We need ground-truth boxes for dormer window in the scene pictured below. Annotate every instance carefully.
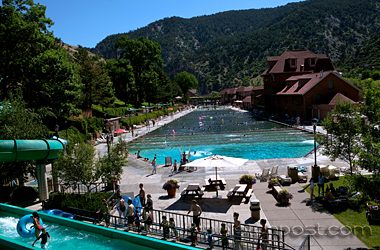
[309,58,316,67]
[289,58,297,68]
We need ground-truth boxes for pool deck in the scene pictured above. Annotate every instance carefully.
[106,107,367,250]
[28,107,367,249]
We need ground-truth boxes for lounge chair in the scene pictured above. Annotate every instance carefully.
[256,168,270,182]
[269,165,279,178]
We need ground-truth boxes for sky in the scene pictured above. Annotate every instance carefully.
[35,0,302,48]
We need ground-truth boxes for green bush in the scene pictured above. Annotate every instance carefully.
[45,192,112,213]
[11,186,38,203]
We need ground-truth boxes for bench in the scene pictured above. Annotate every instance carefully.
[272,185,283,198]
[245,188,253,202]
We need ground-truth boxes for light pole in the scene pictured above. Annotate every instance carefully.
[313,123,317,168]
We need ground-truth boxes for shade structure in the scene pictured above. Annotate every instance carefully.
[184,155,248,196]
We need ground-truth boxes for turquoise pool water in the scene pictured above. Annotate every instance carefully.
[0,213,151,250]
[129,109,314,164]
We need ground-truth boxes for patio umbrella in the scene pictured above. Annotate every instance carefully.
[114,128,127,134]
[183,155,248,196]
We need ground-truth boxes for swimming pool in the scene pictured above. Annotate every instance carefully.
[0,204,195,250]
[128,109,314,164]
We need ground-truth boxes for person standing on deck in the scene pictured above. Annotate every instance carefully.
[151,155,157,174]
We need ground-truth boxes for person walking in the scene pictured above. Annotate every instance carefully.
[151,155,157,174]
[233,212,242,250]
[260,219,269,250]
[318,173,325,197]
[116,198,127,225]
[126,199,135,228]
[139,183,146,207]
[187,200,202,231]
[145,194,153,212]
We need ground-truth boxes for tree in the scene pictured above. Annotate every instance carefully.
[0,98,49,186]
[320,102,363,175]
[97,139,128,186]
[173,71,199,98]
[54,142,99,192]
[116,36,163,105]
[75,47,115,112]
[357,80,380,174]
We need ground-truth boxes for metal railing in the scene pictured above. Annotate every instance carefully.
[58,182,110,194]
[67,206,286,249]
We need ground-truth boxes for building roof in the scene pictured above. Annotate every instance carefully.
[277,71,334,95]
[263,50,333,75]
[329,93,356,105]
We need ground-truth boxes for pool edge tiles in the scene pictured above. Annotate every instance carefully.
[0,203,197,250]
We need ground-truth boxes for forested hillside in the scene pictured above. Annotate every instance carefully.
[95,0,380,93]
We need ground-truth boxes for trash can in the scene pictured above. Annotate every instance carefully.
[287,166,298,183]
[250,198,260,220]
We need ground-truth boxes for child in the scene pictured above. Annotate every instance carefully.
[189,223,197,246]
[31,212,43,238]
[160,216,170,240]
[169,218,179,241]
[206,228,214,249]
[32,228,50,249]
[220,223,228,249]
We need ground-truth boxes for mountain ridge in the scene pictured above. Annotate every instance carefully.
[94,0,380,93]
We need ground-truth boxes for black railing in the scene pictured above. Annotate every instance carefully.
[67,206,286,249]
[58,182,110,194]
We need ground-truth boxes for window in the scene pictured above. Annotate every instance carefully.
[289,58,297,68]
[309,58,316,67]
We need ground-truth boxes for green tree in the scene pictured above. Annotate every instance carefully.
[116,36,163,105]
[54,142,99,192]
[75,47,115,111]
[106,58,136,106]
[0,0,83,120]
[320,102,363,175]
[97,139,128,185]
[173,71,199,98]
[358,80,380,174]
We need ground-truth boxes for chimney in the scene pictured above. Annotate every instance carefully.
[300,64,304,72]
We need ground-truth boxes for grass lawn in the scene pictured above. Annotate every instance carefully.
[303,176,380,248]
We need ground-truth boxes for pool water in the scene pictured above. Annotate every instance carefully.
[0,214,151,250]
[129,109,314,164]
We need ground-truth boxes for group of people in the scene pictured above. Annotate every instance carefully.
[31,212,51,249]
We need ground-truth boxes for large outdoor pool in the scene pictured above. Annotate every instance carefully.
[128,109,314,164]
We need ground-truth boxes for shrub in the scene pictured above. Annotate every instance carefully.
[162,179,180,190]
[10,186,38,203]
[239,174,256,185]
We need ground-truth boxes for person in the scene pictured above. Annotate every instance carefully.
[233,212,242,250]
[139,183,146,207]
[160,215,170,240]
[137,150,142,158]
[187,200,202,231]
[309,178,315,202]
[173,159,178,172]
[151,155,157,174]
[189,223,197,246]
[318,173,325,197]
[206,228,214,249]
[143,208,153,233]
[220,223,228,249]
[169,217,179,241]
[32,228,50,249]
[145,194,153,213]
[326,182,337,197]
[126,199,135,228]
[117,198,127,225]
[260,219,269,250]
[99,198,111,227]
[31,212,43,238]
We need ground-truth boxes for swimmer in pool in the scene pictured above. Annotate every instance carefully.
[32,228,50,249]
[31,211,43,238]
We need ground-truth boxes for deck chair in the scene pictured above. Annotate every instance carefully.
[256,168,270,182]
[269,165,279,178]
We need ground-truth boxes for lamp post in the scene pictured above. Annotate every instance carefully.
[313,123,317,168]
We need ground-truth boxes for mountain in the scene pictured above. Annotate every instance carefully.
[94,0,380,93]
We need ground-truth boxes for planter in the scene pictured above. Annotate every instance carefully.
[167,188,177,198]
